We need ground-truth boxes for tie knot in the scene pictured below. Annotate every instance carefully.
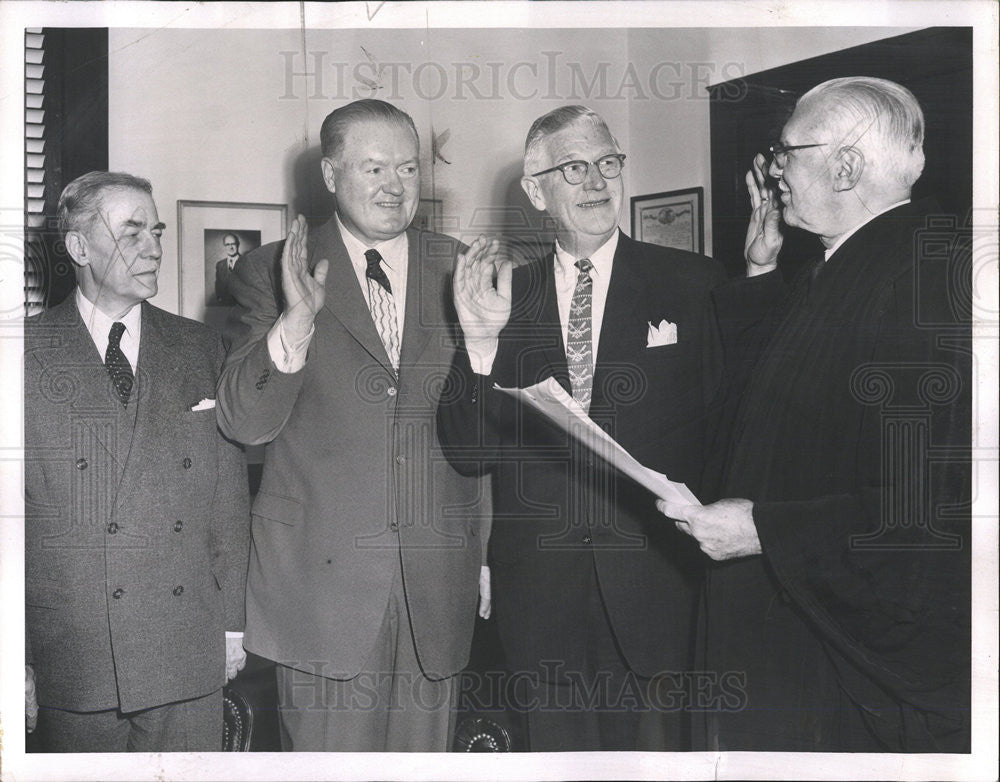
[365,249,392,294]
[365,249,383,271]
[575,258,593,275]
[109,321,126,346]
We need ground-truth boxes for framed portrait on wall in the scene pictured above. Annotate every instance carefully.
[177,200,288,330]
[630,187,704,254]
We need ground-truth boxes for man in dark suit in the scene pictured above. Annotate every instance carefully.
[24,171,250,752]
[216,99,487,751]
[659,77,971,751]
[438,105,725,751]
[214,233,241,305]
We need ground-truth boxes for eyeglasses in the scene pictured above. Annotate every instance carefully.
[768,142,826,168]
[531,153,626,185]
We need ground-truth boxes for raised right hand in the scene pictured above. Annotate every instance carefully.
[744,153,783,276]
[453,235,512,349]
[281,215,329,342]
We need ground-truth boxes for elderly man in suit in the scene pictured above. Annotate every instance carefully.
[659,77,971,751]
[438,105,725,751]
[24,171,250,752]
[216,98,487,752]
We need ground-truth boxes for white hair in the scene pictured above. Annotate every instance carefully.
[798,76,925,189]
[522,105,620,174]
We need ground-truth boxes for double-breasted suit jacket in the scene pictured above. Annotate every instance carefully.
[24,296,250,714]
[217,218,486,680]
[438,231,725,678]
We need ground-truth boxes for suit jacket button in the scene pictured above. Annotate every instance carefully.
[76,458,88,470]
[182,457,192,469]
[390,521,399,531]
[582,535,592,544]
[174,520,183,532]
[173,585,184,596]
[395,455,406,464]
[106,522,119,534]
[112,587,124,599]
[387,387,397,397]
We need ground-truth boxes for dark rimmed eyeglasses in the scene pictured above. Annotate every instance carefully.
[768,142,826,168]
[531,153,626,185]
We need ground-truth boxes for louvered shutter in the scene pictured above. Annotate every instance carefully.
[24,28,47,316]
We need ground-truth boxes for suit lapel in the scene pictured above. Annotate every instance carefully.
[398,228,434,372]
[516,253,569,392]
[315,219,396,378]
[591,232,645,410]
[37,297,130,474]
[43,296,117,407]
[113,303,181,511]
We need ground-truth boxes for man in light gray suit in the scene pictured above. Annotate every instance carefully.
[217,99,488,752]
[24,171,250,752]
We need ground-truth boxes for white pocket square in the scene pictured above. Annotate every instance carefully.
[646,319,678,348]
[191,398,216,411]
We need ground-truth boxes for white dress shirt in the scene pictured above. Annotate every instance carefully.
[470,230,619,376]
[76,288,141,370]
[268,216,409,373]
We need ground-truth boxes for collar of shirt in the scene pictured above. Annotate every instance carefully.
[552,230,619,364]
[76,287,142,370]
[824,199,910,262]
[227,255,239,270]
[336,214,409,323]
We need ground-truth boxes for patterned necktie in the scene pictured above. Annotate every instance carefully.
[566,258,594,411]
[105,321,134,406]
[364,248,400,373]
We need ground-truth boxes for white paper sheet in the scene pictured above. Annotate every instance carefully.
[495,377,701,507]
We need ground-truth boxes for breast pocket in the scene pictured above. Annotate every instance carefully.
[639,339,693,383]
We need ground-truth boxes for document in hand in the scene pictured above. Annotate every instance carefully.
[494,377,701,508]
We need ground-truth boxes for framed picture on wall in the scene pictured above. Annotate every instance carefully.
[177,200,288,330]
[630,187,704,254]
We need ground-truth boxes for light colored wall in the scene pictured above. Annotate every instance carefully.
[108,25,914,314]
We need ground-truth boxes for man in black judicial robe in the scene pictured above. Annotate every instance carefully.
[658,77,971,752]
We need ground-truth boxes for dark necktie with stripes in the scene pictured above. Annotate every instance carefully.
[566,258,594,411]
[364,249,400,372]
[105,321,134,406]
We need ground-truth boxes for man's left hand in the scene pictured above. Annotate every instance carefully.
[225,636,247,682]
[656,497,762,561]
